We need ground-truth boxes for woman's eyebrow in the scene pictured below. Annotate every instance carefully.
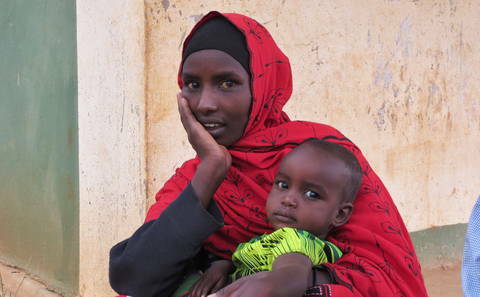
[182,73,199,79]
[212,71,242,81]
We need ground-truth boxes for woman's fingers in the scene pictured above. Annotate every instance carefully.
[177,93,218,158]
[211,276,227,293]
[189,268,227,297]
[177,93,232,167]
[189,279,202,297]
[177,93,202,140]
[199,281,214,297]
[208,278,244,297]
[191,276,221,297]
[178,92,232,204]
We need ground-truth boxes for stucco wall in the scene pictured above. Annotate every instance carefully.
[145,0,480,232]
[77,1,146,296]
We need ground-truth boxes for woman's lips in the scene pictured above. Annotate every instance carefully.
[203,123,223,128]
[202,123,226,138]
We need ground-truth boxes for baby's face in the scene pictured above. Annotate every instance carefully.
[266,144,350,239]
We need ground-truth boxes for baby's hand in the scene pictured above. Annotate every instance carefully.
[189,260,232,297]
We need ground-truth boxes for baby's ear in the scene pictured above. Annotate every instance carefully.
[332,202,353,228]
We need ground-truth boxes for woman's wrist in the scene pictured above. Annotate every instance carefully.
[192,159,229,208]
[313,269,332,285]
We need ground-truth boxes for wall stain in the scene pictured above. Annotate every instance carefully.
[374,101,386,131]
[161,0,170,11]
[374,64,393,89]
[178,30,186,49]
[190,14,204,23]
[396,17,412,58]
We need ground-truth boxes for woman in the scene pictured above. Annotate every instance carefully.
[110,11,428,297]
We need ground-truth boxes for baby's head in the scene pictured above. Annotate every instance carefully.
[266,139,362,239]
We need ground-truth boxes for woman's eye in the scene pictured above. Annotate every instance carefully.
[275,181,288,189]
[305,190,320,199]
[219,80,235,89]
[186,81,200,89]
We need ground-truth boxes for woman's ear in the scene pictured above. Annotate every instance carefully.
[332,202,353,228]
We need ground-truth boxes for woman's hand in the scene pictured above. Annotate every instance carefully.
[177,93,232,207]
[207,271,290,297]
[189,260,232,297]
[208,253,315,297]
[177,93,232,169]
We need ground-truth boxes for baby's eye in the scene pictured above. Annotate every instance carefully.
[219,80,235,89]
[305,190,320,199]
[275,180,288,189]
[186,81,200,89]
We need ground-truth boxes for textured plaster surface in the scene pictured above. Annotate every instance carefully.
[0,262,62,297]
[77,1,146,296]
[145,0,480,231]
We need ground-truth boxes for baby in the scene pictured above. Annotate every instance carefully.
[187,139,362,297]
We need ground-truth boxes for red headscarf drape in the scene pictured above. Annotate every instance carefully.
[146,11,428,297]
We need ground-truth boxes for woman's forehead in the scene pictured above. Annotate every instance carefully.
[182,49,248,76]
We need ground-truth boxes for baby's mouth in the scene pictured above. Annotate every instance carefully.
[272,211,296,223]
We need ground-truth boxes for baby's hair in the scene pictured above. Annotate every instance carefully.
[298,138,362,203]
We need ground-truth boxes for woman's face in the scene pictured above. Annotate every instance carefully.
[181,49,251,147]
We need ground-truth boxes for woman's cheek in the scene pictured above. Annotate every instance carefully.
[180,89,189,98]
[180,90,197,106]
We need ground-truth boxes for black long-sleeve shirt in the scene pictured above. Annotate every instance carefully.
[109,184,224,297]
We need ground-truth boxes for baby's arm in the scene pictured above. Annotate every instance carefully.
[190,260,233,297]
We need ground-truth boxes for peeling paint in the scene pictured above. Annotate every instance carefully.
[395,17,412,57]
[161,0,169,11]
[189,14,204,23]
[374,101,387,131]
[374,63,394,89]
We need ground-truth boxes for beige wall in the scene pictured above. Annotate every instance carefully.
[146,0,480,232]
[77,1,146,296]
[71,0,479,296]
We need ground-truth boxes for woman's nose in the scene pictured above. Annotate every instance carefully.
[196,88,219,114]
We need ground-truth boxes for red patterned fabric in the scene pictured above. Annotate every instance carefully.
[145,11,428,297]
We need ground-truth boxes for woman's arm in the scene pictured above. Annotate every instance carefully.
[109,183,224,297]
[110,94,232,297]
[209,253,313,297]
[177,94,231,207]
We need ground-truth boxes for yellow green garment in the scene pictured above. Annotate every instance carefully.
[230,227,342,281]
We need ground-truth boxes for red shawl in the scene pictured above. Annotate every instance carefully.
[146,11,428,297]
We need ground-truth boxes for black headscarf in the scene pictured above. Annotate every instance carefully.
[183,16,250,75]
